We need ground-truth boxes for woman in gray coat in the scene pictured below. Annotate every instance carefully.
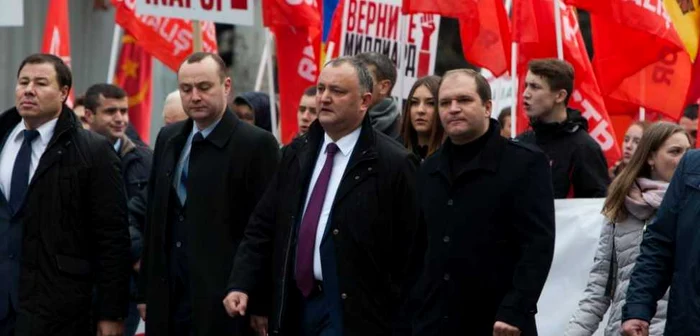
[565,122,691,336]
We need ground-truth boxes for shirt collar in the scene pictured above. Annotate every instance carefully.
[113,138,122,152]
[14,118,58,146]
[191,117,222,140]
[322,126,362,157]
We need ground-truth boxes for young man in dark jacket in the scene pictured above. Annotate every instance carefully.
[83,83,153,336]
[517,58,610,198]
[355,52,402,141]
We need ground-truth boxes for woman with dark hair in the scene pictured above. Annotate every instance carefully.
[400,75,444,160]
[565,122,691,336]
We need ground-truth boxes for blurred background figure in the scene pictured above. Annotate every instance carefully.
[498,107,511,138]
[400,75,444,161]
[678,104,697,148]
[162,90,188,126]
[72,95,91,130]
[296,86,318,137]
[232,92,272,132]
[609,121,650,179]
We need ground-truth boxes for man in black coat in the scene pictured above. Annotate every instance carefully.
[136,52,279,336]
[517,58,609,198]
[0,54,130,335]
[223,57,421,336]
[83,83,153,336]
[411,69,555,336]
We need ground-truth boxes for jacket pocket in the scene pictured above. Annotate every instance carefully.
[55,254,91,276]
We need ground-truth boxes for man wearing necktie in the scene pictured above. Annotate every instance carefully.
[224,57,422,336]
[0,54,131,336]
[137,52,279,336]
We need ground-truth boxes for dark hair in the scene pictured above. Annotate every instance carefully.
[303,86,317,97]
[497,107,511,126]
[74,95,86,108]
[18,53,72,100]
[401,75,445,157]
[180,52,228,82]
[683,103,698,120]
[439,69,492,104]
[324,57,375,94]
[528,58,575,105]
[355,52,397,92]
[84,84,127,112]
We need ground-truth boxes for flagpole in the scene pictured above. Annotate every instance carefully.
[510,42,518,139]
[639,107,646,121]
[553,0,564,60]
[396,11,406,114]
[255,29,273,91]
[192,20,203,52]
[107,24,123,84]
[265,28,280,143]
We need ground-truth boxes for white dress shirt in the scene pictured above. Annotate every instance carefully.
[301,126,362,281]
[0,118,58,200]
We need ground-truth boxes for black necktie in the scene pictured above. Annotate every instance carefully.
[10,129,40,214]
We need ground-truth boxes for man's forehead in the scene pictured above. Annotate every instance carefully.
[440,74,477,95]
[178,61,220,82]
[319,64,356,83]
[18,63,57,79]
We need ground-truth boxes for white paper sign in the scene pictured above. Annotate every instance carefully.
[135,0,255,26]
[0,0,23,27]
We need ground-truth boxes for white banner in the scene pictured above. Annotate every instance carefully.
[338,0,440,99]
[135,0,255,26]
[537,198,609,336]
[0,0,23,27]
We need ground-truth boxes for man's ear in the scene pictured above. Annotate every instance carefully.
[360,91,373,111]
[556,89,568,105]
[378,79,393,97]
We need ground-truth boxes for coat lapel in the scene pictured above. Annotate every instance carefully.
[332,115,376,207]
[29,106,77,187]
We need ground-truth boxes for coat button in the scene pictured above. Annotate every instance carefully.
[8,254,15,259]
[178,215,184,222]
[447,199,453,206]
[443,273,450,281]
[367,167,373,171]
[176,241,182,248]
[354,175,360,180]
[332,229,339,235]
[443,236,450,243]
[341,293,348,300]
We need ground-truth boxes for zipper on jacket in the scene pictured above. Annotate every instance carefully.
[277,215,296,331]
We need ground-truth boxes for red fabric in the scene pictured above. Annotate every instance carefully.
[264,0,322,144]
[42,0,74,107]
[403,0,511,76]
[512,0,621,167]
[114,32,153,144]
[566,0,692,120]
[111,0,218,71]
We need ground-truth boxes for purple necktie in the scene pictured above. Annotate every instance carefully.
[296,143,340,297]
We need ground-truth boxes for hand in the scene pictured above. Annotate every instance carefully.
[137,303,147,321]
[223,291,249,317]
[621,319,650,336]
[133,259,141,273]
[420,14,436,37]
[251,315,269,336]
[96,320,124,336]
[493,321,521,336]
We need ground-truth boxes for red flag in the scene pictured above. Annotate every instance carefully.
[114,32,152,144]
[403,0,511,76]
[566,0,692,120]
[264,0,322,144]
[513,0,621,167]
[42,0,74,107]
[325,0,345,60]
[111,0,218,71]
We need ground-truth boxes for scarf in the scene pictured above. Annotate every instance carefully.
[624,177,669,220]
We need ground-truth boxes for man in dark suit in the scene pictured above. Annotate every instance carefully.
[411,69,555,336]
[136,52,279,336]
[223,57,421,336]
[0,54,130,335]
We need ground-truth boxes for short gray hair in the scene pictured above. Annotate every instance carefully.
[324,57,374,94]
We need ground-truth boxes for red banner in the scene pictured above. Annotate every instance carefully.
[566,0,692,120]
[265,0,322,144]
[114,32,153,144]
[402,0,511,77]
[513,1,621,167]
[42,0,74,106]
[111,0,218,71]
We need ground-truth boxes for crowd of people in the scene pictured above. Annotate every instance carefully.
[0,50,699,336]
